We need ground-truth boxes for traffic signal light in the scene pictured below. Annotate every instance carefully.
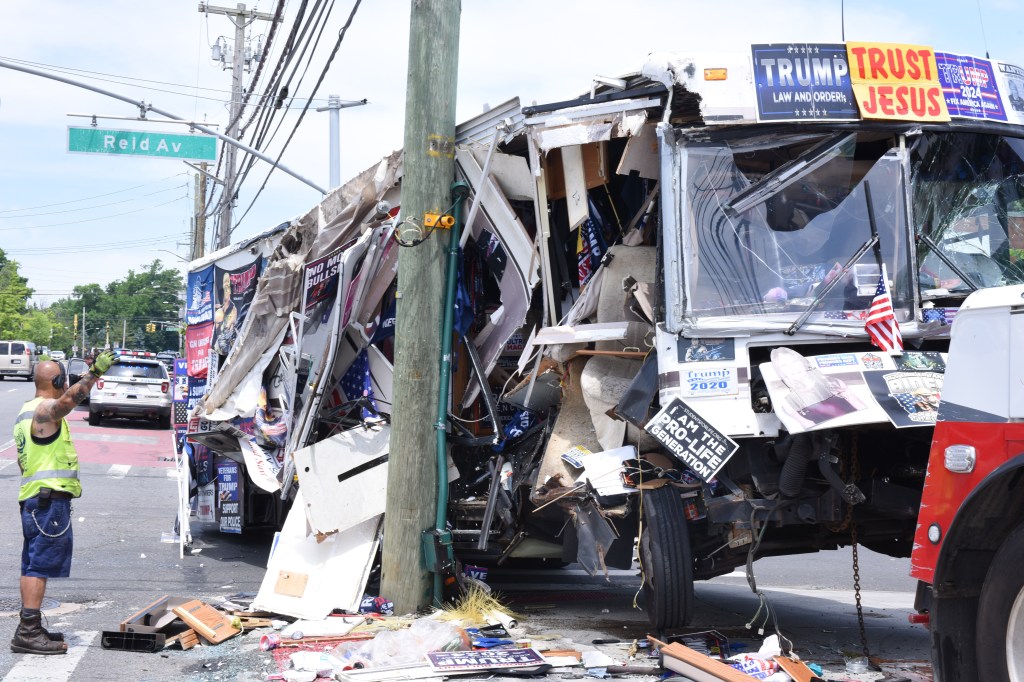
[146,323,156,333]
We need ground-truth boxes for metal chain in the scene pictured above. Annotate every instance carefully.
[851,522,870,660]
[847,436,871,661]
[31,505,73,539]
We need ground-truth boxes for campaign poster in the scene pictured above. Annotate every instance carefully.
[173,359,188,426]
[291,249,345,426]
[186,265,215,326]
[216,458,242,534]
[751,43,859,122]
[185,321,213,378]
[864,369,944,428]
[758,349,892,433]
[847,42,950,122]
[935,52,1006,121]
[644,398,739,483]
[212,258,263,358]
[304,248,342,313]
[995,61,1024,124]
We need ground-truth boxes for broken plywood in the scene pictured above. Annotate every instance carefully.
[252,489,382,621]
[649,637,759,682]
[171,600,241,644]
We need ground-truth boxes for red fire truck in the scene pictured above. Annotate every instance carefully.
[911,284,1024,682]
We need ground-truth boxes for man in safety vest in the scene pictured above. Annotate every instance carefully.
[11,351,114,655]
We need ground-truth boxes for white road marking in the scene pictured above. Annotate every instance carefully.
[7,389,15,393]
[107,464,131,479]
[0,440,13,454]
[0,460,16,472]
[72,433,160,444]
[166,468,180,479]
[3,630,97,681]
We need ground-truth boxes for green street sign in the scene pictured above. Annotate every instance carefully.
[68,127,217,162]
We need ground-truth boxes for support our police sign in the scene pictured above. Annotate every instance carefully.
[644,398,739,483]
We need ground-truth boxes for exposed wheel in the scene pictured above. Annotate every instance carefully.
[976,523,1024,682]
[88,410,101,426]
[639,486,694,629]
[158,413,171,430]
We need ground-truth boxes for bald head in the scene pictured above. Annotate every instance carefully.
[34,361,64,394]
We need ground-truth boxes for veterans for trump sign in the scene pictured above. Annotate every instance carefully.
[644,398,739,483]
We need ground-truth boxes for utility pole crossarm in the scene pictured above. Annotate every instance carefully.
[199,2,277,22]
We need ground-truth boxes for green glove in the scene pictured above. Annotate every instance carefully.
[90,350,116,377]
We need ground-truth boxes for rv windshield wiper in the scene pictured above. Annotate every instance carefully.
[785,234,879,335]
[723,133,855,219]
[919,234,979,292]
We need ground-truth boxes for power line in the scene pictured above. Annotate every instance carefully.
[8,232,187,255]
[0,185,185,219]
[0,173,187,214]
[0,195,188,232]
[0,54,338,107]
[236,0,360,229]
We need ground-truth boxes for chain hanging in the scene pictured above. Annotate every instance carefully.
[847,435,871,662]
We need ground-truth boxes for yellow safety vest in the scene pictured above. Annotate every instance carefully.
[13,397,81,502]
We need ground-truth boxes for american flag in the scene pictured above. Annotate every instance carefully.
[339,350,378,419]
[864,267,902,354]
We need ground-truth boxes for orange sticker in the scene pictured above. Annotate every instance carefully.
[846,41,950,121]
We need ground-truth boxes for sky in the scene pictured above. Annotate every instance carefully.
[1,0,1022,308]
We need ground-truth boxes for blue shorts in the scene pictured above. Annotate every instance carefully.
[20,498,74,579]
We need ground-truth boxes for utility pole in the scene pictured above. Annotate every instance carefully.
[381,0,461,614]
[315,96,368,189]
[82,306,86,356]
[199,2,277,248]
[122,319,127,349]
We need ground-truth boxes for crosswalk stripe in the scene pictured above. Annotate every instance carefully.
[3,630,97,681]
[107,464,131,479]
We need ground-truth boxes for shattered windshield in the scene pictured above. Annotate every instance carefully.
[678,132,910,321]
[912,132,1024,298]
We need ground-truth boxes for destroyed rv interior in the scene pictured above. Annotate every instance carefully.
[175,42,1024,681]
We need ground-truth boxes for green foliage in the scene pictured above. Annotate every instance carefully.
[43,259,184,354]
[0,249,33,338]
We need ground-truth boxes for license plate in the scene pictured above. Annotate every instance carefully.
[11,359,20,364]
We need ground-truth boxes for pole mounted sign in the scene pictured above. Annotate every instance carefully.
[68,126,217,162]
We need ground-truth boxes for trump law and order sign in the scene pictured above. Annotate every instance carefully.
[847,42,950,122]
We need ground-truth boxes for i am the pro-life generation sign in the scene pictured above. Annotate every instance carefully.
[644,398,739,482]
[68,127,217,162]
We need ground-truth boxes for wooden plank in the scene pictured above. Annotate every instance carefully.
[649,637,760,682]
[774,656,825,682]
[120,595,190,633]
[164,629,200,651]
[171,600,241,644]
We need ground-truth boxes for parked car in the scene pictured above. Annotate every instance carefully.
[50,350,66,361]
[89,357,172,429]
[156,351,178,370]
[0,341,38,380]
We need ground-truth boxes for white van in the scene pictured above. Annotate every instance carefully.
[0,341,38,380]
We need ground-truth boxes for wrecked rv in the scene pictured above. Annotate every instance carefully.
[179,42,1024,630]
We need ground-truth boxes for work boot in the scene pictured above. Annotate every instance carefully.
[11,612,67,655]
[40,617,64,642]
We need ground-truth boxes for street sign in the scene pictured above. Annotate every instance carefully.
[68,126,217,162]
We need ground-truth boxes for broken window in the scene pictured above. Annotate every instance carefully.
[669,131,909,324]
[912,132,1024,298]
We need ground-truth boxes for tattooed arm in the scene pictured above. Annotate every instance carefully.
[32,375,100,439]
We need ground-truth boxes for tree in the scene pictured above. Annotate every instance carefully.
[0,249,33,338]
[46,260,183,353]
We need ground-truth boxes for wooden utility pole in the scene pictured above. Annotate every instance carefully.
[381,0,461,614]
[193,162,208,260]
[198,2,277,248]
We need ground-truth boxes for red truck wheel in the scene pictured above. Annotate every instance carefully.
[976,524,1024,681]
[639,486,694,629]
